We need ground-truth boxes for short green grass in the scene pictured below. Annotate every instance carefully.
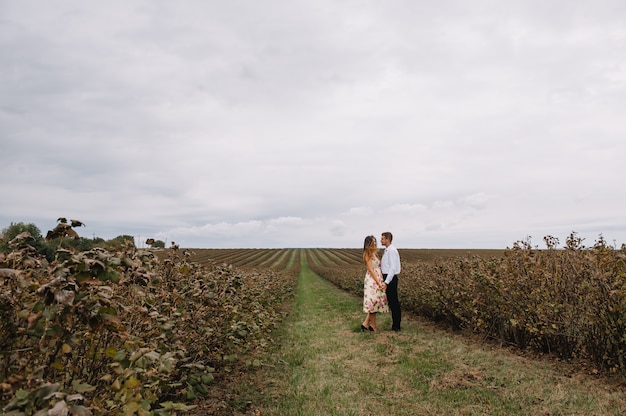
[214,254,626,415]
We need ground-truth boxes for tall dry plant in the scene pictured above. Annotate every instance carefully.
[1,232,297,414]
[311,234,626,376]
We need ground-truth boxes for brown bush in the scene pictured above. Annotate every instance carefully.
[0,237,297,414]
[311,235,626,376]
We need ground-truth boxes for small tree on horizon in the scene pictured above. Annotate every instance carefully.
[0,222,46,254]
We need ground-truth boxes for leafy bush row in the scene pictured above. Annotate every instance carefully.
[0,234,297,415]
[312,234,626,375]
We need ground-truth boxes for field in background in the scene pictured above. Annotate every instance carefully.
[165,248,506,268]
[160,245,626,380]
[5,241,624,414]
[175,246,626,415]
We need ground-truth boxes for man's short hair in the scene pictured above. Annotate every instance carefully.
[382,232,393,242]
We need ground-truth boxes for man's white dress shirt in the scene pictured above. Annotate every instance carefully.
[381,244,401,285]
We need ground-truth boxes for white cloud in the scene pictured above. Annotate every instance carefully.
[388,204,428,214]
[2,0,625,249]
[346,207,374,216]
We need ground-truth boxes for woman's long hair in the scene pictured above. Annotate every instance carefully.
[362,235,377,264]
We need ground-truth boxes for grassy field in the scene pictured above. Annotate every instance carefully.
[190,252,626,415]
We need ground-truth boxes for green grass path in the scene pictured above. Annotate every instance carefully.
[248,256,625,415]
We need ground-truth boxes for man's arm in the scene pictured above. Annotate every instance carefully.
[390,247,401,276]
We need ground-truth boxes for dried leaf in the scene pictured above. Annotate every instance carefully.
[72,380,95,393]
[48,400,69,416]
[0,268,19,278]
[55,290,76,305]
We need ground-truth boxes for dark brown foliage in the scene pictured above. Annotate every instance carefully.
[1,237,297,414]
[308,235,626,376]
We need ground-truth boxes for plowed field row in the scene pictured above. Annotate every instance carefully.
[163,248,504,269]
[167,248,301,269]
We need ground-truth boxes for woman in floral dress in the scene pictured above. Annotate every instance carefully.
[361,235,389,332]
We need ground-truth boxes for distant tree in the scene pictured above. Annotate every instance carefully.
[92,237,106,246]
[65,237,97,251]
[107,235,136,249]
[145,237,165,248]
[2,221,42,239]
[0,222,45,253]
[2,220,143,258]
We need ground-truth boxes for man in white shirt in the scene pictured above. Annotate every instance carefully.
[380,231,401,331]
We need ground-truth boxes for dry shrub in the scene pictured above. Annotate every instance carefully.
[313,234,626,376]
[0,237,297,414]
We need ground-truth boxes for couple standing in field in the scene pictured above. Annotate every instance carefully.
[361,232,401,333]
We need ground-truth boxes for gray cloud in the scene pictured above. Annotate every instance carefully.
[1,0,625,248]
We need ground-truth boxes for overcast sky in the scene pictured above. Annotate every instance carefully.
[1,1,625,249]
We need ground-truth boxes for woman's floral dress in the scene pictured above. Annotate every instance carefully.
[363,257,389,313]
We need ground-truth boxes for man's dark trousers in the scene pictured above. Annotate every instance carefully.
[384,274,401,331]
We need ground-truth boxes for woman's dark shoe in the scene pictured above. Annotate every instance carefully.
[361,324,369,332]
[368,326,376,332]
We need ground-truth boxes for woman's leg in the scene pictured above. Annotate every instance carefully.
[368,313,377,332]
